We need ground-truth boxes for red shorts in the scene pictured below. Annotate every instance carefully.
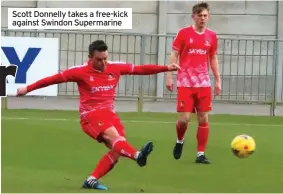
[177,87,212,113]
[80,110,125,143]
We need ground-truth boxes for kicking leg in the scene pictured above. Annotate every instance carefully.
[81,114,153,190]
[82,131,153,191]
[102,126,153,167]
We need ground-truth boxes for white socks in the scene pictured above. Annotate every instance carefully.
[197,152,204,157]
[134,151,140,159]
[177,140,184,144]
[87,176,96,181]
[176,141,205,157]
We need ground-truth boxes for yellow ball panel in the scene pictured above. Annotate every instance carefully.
[231,135,256,158]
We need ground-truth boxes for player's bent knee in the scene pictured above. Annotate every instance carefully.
[111,136,126,148]
[101,126,122,147]
[178,112,191,124]
[177,120,187,128]
[103,130,127,152]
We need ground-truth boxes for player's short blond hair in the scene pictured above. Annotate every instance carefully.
[192,1,210,14]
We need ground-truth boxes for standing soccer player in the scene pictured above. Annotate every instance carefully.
[165,2,221,164]
[17,40,180,190]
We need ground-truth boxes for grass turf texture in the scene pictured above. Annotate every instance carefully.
[2,109,283,193]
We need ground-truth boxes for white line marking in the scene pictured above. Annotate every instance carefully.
[1,117,283,127]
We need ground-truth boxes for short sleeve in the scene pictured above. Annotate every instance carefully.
[60,66,82,82]
[172,29,184,52]
[209,33,218,57]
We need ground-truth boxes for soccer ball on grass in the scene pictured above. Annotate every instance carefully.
[231,134,256,158]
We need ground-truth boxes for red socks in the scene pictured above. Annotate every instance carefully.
[112,137,138,159]
[176,121,188,142]
[176,120,209,153]
[91,151,118,179]
[197,122,209,152]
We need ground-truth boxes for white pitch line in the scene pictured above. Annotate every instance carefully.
[1,116,283,127]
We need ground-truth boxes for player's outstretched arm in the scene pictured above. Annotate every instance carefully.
[17,67,80,96]
[128,63,180,75]
[16,73,67,96]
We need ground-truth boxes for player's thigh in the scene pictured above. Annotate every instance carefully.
[101,113,126,146]
[195,87,212,113]
[80,119,100,140]
[80,112,116,143]
[102,126,123,145]
[177,87,195,113]
[111,113,126,138]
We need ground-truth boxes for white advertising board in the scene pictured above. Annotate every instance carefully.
[1,36,59,96]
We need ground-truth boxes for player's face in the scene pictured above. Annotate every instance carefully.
[90,51,108,72]
[192,9,209,29]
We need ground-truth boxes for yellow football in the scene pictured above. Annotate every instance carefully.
[231,134,256,158]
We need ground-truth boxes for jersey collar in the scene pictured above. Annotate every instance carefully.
[87,59,108,73]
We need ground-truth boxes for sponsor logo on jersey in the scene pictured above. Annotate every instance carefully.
[91,85,115,93]
[188,49,207,55]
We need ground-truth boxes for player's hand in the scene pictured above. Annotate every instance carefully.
[214,80,221,96]
[168,63,180,71]
[17,87,28,97]
[166,74,174,92]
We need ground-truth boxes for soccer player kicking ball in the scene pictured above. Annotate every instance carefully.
[166,2,221,164]
[17,40,180,190]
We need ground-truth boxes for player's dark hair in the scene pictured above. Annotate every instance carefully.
[192,2,210,14]
[88,40,108,56]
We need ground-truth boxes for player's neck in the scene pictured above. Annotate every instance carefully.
[192,24,206,34]
[88,60,104,72]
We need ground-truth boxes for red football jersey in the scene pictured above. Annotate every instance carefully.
[59,60,134,115]
[26,60,170,116]
[172,25,218,87]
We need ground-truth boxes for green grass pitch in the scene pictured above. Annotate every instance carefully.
[2,109,283,193]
